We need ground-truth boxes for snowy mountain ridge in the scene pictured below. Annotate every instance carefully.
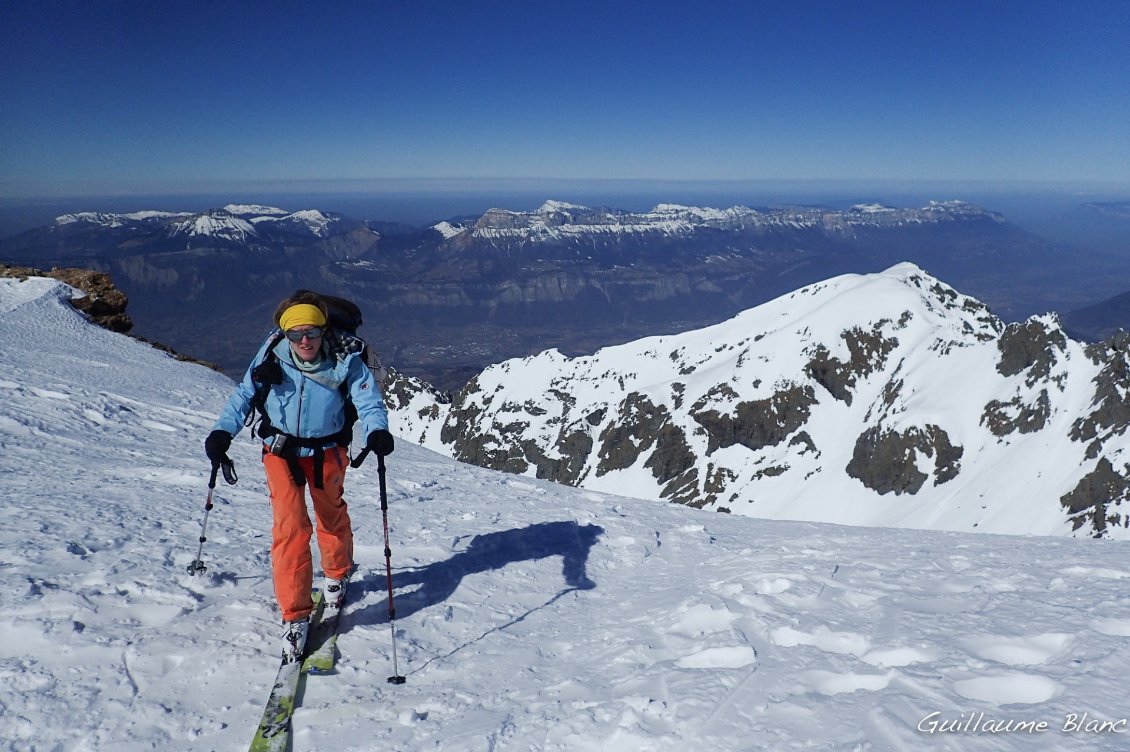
[6,272,1130,751]
[6,197,1056,397]
[391,263,1130,539]
[51,205,346,241]
[433,199,1001,242]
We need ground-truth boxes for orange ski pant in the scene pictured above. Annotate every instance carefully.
[262,446,354,622]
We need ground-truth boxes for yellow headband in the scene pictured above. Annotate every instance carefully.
[278,303,327,331]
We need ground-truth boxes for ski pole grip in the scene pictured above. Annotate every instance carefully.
[208,463,220,489]
[351,447,371,469]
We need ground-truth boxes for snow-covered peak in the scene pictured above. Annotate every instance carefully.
[395,261,1130,539]
[32,205,368,250]
[169,211,258,241]
[649,203,757,222]
[288,209,333,236]
[850,203,896,213]
[432,220,467,239]
[55,210,184,227]
[222,204,288,216]
[537,199,589,213]
[469,200,763,240]
[251,209,336,237]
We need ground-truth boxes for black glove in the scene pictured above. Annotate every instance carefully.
[204,430,232,464]
[366,429,395,457]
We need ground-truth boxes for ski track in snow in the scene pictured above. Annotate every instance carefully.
[4,276,1130,751]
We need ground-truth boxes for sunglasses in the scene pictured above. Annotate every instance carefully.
[284,326,325,342]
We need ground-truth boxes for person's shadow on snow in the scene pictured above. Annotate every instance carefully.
[349,520,603,628]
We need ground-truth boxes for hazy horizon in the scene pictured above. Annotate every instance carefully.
[2,178,1128,248]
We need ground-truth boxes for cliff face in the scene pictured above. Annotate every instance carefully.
[389,264,1130,540]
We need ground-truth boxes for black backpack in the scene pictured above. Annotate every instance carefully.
[245,290,385,448]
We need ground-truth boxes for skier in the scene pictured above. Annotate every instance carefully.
[204,291,394,662]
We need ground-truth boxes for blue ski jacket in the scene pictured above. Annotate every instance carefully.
[213,331,388,453]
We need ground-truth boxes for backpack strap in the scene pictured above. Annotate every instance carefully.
[245,331,285,436]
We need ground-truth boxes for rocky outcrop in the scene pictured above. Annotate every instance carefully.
[996,317,1067,385]
[982,390,1052,436]
[846,424,963,495]
[596,394,692,476]
[691,384,817,454]
[805,324,899,404]
[1071,333,1130,459]
[1061,458,1130,537]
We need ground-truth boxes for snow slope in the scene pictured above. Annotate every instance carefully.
[4,277,1130,751]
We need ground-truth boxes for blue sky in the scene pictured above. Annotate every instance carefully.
[2,1,1129,198]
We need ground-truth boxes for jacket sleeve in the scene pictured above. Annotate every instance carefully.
[347,354,389,436]
[212,336,275,437]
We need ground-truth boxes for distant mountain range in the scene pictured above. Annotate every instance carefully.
[0,199,1089,391]
[21,204,378,258]
[387,263,1130,539]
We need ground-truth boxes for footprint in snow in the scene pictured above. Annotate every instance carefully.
[751,577,793,595]
[1090,618,1130,637]
[953,673,1061,705]
[792,669,895,696]
[770,625,870,657]
[771,625,938,667]
[858,646,940,667]
[958,632,1073,666]
[670,602,738,637]
[674,645,757,670]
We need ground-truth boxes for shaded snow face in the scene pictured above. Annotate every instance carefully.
[392,263,1130,539]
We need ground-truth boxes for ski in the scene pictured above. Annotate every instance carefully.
[248,590,325,752]
[303,582,346,674]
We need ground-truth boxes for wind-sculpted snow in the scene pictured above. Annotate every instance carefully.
[7,274,1130,750]
[395,263,1130,539]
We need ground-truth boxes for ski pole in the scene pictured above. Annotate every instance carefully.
[187,464,219,575]
[188,459,237,576]
[378,453,406,684]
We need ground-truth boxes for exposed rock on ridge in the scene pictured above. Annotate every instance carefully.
[2,264,132,332]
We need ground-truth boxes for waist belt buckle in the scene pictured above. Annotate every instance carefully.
[269,434,289,456]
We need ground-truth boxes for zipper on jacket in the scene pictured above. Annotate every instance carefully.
[295,376,305,438]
